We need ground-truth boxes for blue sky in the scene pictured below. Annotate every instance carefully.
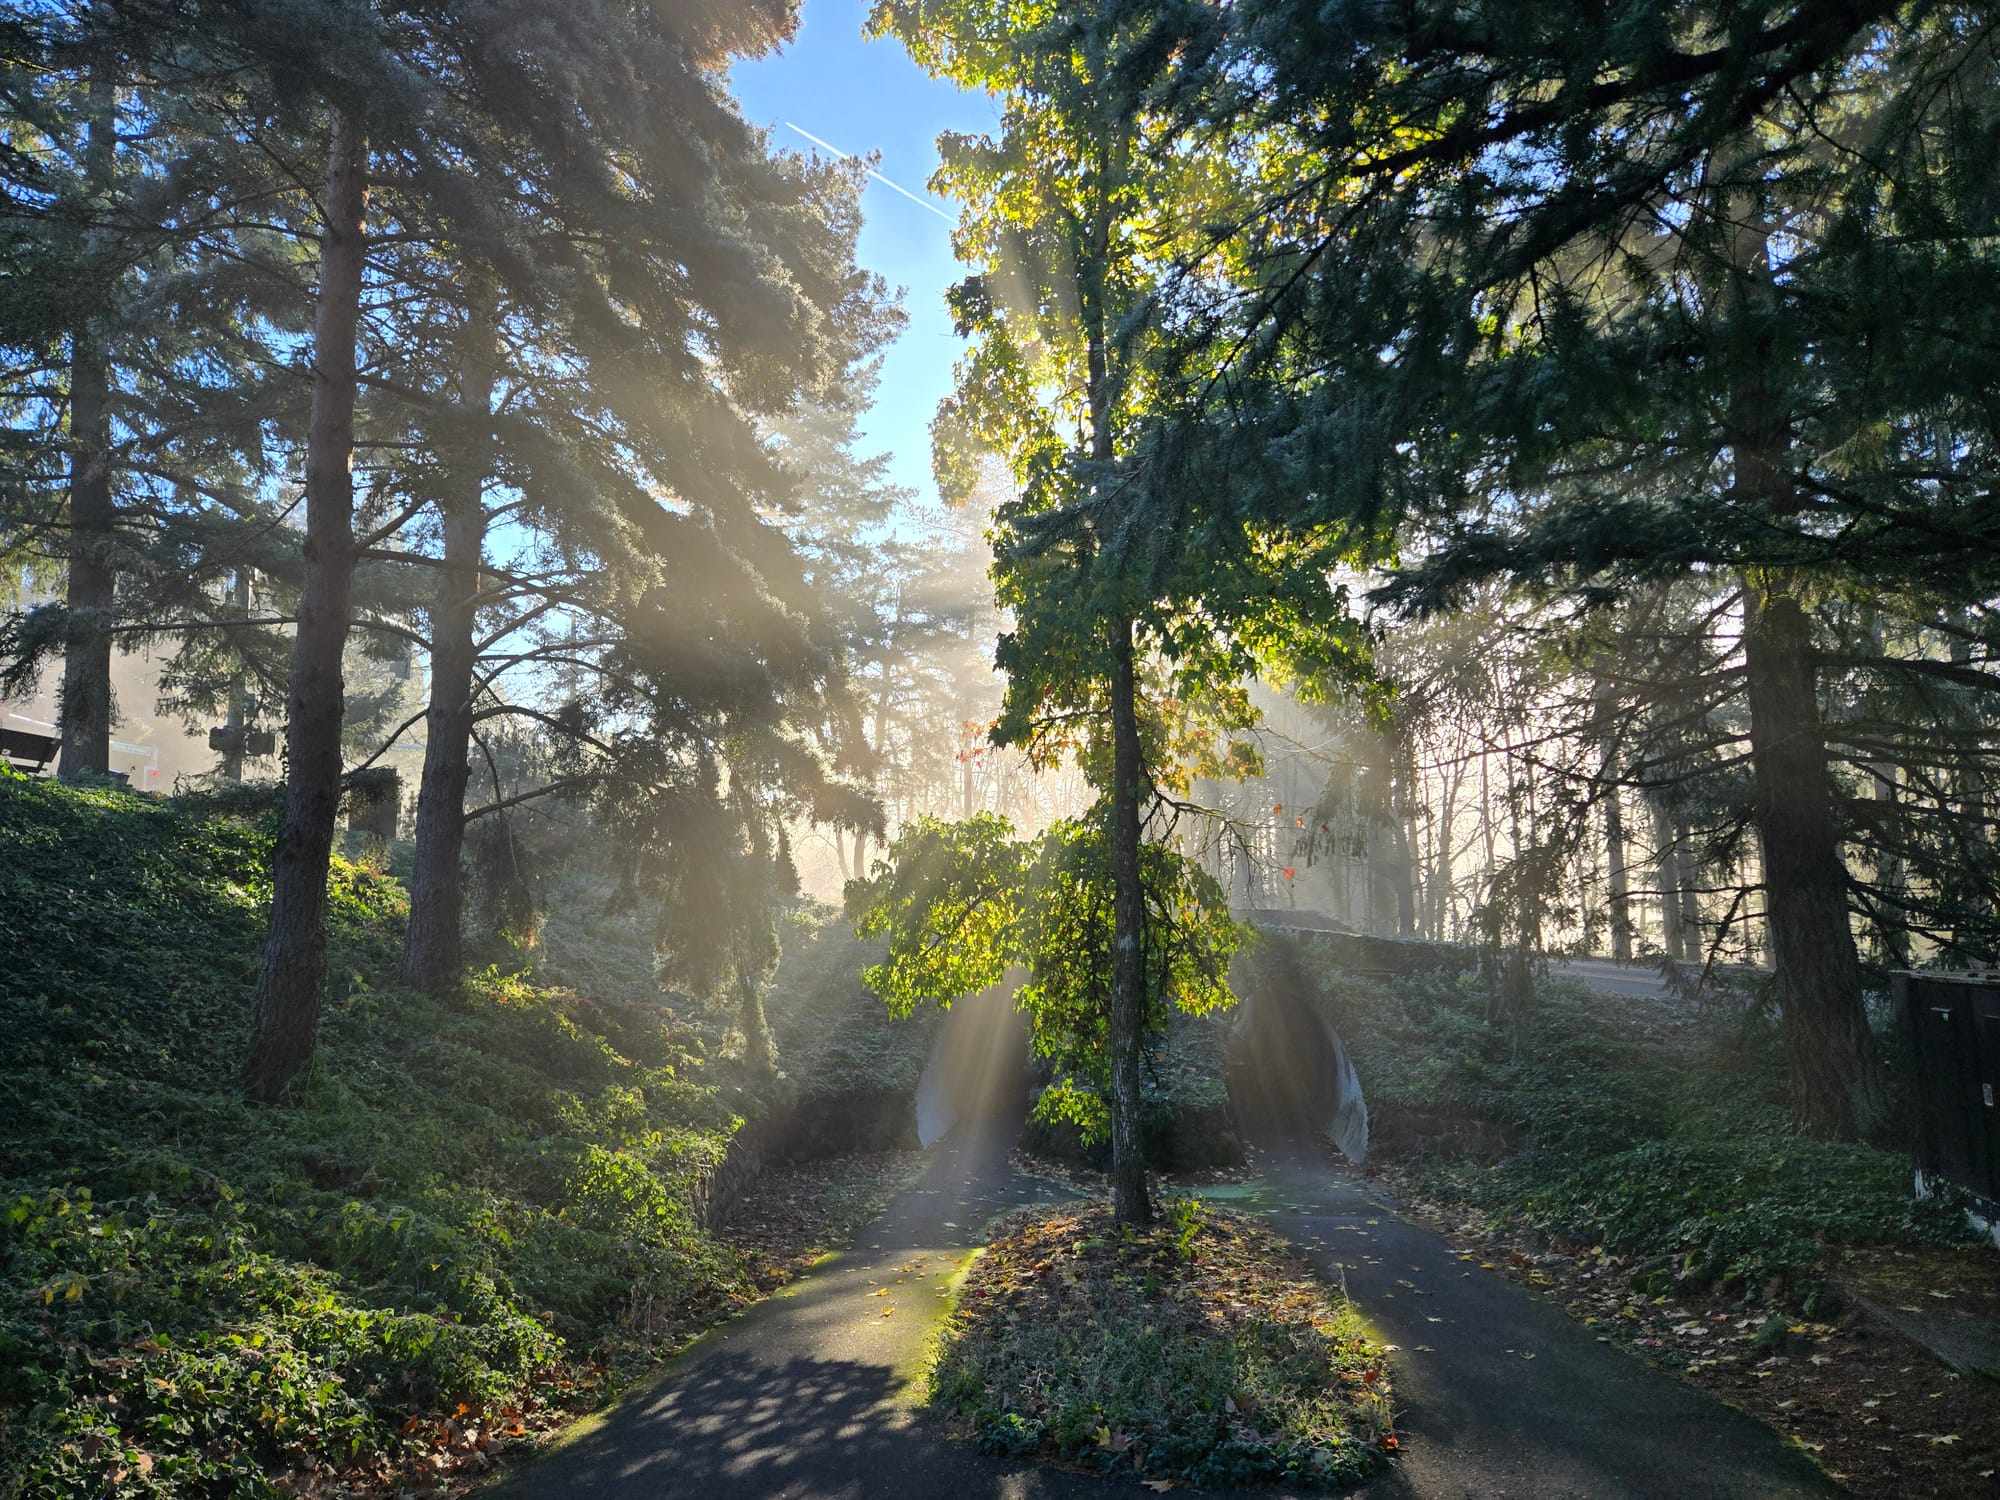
[731,0,997,509]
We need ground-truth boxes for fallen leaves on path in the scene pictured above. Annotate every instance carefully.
[726,1150,927,1293]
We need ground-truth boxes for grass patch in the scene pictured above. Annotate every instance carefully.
[929,1199,1394,1490]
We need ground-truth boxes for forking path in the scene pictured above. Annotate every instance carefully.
[493,1088,1833,1497]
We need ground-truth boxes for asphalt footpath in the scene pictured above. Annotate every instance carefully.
[488,1120,1121,1499]
[491,1131,1835,1499]
[1225,1147,1835,1500]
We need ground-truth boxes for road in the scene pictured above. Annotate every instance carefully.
[1549,956,1677,999]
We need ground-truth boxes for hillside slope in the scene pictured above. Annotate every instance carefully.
[0,774,756,1497]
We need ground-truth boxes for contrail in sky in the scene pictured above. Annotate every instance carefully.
[784,122,956,222]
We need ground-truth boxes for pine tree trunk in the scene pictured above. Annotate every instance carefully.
[1596,679,1633,961]
[58,76,117,782]
[1604,785,1632,961]
[1948,621,1989,951]
[1107,614,1151,1225]
[1387,723,1417,933]
[1742,581,1883,1137]
[243,110,367,1104]
[1653,802,1685,961]
[1675,822,1703,961]
[1870,760,1908,966]
[400,297,496,995]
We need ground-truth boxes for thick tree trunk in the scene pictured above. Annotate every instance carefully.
[1742,581,1884,1137]
[243,110,367,1104]
[1107,615,1151,1225]
[400,298,496,995]
[58,77,117,782]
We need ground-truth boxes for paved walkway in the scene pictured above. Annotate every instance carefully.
[493,1136,1835,1498]
[1229,1149,1833,1499]
[491,1122,1115,1499]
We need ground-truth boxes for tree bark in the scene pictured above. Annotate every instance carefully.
[1387,721,1418,935]
[1652,801,1685,961]
[399,294,497,994]
[1595,679,1633,961]
[243,109,367,1103]
[1432,763,1458,940]
[1107,614,1151,1225]
[1869,759,1908,966]
[1604,784,1632,961]
[58,75,117,782]
[218,570,253,781]
[1742,580,1883,1136]
[1674,820,1703,960]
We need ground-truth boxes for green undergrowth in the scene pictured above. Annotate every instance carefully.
[0,774,755,1497]
[1284,933,1977,1294]
[931,1199,1393,1490]
[767,922,937,1103]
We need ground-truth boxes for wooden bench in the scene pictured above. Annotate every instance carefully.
[1,726,59,774]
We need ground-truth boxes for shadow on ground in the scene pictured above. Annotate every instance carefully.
[529,1352,920,1495]
[1235,1140,1836,1500]
[496,1002,1833,1500]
